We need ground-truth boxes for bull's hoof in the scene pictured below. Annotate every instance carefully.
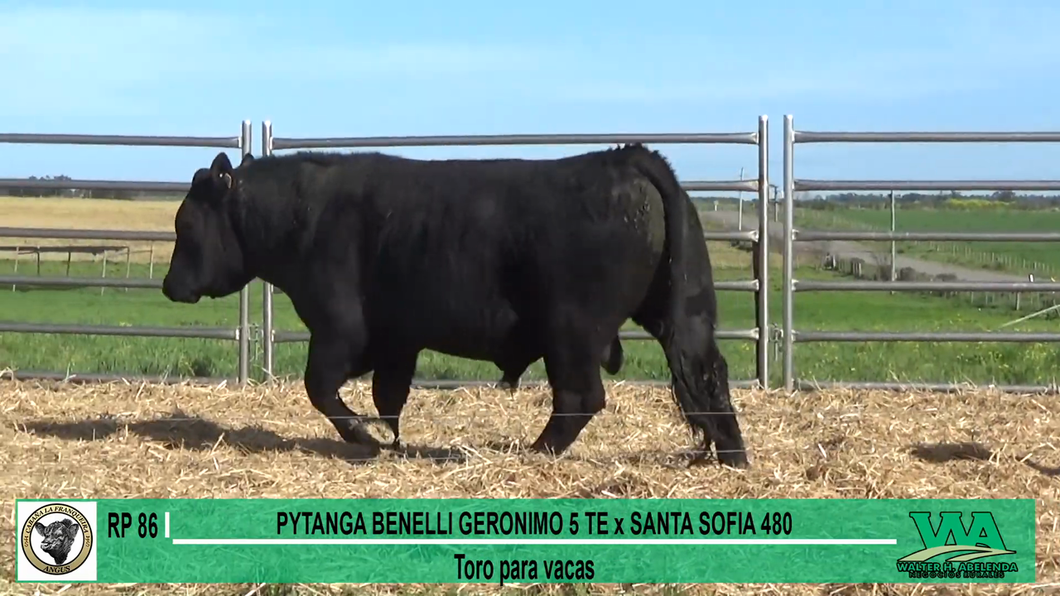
[716,451,750,466]
[337,421,382,449]
[497,377,519,392]
[718,449,750,469]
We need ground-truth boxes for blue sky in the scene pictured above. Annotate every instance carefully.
[2,0,1060,197]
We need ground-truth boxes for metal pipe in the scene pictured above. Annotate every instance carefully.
[795,280,1060,292]
[0,133,241,147]
[0,275,162,289]
[794,331,1060,343]
[274,327,762,345]
[237,120,253,385]
[0,227,174,241]
[794,131,1060,144]
[261,120,275,380]
[683,180,758,192]
[715,280,759,291]
[703,230,757,241]
[0,179,189,193]
[889,190,896,283]
[402,378,762,390]
[796,179,1060,192]
[0,370,236,385]
[755,115,770,390]
[0,321,237,340]
[272,131,759,150]
[795,230,1060,242]
[794,379,1060,394]
[782,115,796,391]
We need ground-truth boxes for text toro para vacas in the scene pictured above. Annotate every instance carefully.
[275,509,794,536]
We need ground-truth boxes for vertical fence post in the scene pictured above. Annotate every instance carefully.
[890,190,896,285]
[735,168,742,230]
[237,119,253,384]
[755,115,770,390]
[261,120,275,381]
[782,115,796,392]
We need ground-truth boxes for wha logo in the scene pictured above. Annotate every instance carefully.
[896,511,1018,580]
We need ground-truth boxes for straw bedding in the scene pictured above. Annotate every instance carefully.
[0,378,1056,596]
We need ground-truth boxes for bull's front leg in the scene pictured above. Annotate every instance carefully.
[304,331,380,451]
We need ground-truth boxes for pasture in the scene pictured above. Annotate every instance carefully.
[795,205,1060,278]
[5,197,1060,387]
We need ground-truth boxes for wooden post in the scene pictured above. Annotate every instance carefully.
[124,247,131,293]
[11,248,19,292]
[148,243,155,279]
[100,249,108,296]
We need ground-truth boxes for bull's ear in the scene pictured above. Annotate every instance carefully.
[240,152,254,167]
[63,519,80,538]
[210,152,235,189]
[33,522,46,536]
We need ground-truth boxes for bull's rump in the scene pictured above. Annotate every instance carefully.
[320,151,669,357]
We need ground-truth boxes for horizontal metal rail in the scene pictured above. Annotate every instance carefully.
[274,327,761,345]
[0,370,236,386]
[794,331,1060,343]
[257,377,760,390]
[0,133,241,148]
[0,227,175,241]
[796,230,1060,243]
[795,179,1060,192]
[0,275,163,289]
[703,230,757,242]
[0,321,237,340]
[794,131,1060,144]
[683,180,758,192]
[795,280,1060,292]
[0,178,189,193]
[781,114,1060,393]
[272,131,759,150]
[794,379,1060,394]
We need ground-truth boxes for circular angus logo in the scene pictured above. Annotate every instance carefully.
[20,503,94,575]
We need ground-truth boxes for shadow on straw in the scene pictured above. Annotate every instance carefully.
[19,412,465,465]
[910,441,1059,477]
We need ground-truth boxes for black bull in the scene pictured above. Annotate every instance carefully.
[161,144,748,468]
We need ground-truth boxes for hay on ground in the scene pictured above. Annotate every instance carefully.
[0,379,1056,595]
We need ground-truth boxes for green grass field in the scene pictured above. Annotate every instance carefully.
[3,255,1060,388]
[795,206,1060,276]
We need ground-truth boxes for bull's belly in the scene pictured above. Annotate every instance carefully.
[370,296,521,362]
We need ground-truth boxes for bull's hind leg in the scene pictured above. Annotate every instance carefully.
[304,332,380,450]
[529,324,608,455]
[370,352,417,449]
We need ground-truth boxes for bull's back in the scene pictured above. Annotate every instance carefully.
[353,155,669,354]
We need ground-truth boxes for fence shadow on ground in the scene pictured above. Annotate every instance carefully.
[18,412,467,465]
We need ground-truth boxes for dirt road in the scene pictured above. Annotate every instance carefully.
[701,210,1032,283]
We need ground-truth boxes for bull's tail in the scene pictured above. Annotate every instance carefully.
[626,145,748,468]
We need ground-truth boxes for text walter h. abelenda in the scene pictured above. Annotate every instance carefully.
[276,511,567,536]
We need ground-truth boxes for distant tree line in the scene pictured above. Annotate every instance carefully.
[798,190,1060,211]
[0,175,178,200]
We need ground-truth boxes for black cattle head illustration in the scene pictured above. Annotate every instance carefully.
[34,518,80,565]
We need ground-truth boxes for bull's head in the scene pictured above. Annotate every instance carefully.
[162,151,255,304]
[33,518,80,565]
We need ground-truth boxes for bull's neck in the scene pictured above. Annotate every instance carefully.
[228,187,305,293]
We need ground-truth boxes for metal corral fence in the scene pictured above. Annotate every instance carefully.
[0,121,255,385]
[11,115,1060,394]
[259,116,773,390]
[781,114,1060,394]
